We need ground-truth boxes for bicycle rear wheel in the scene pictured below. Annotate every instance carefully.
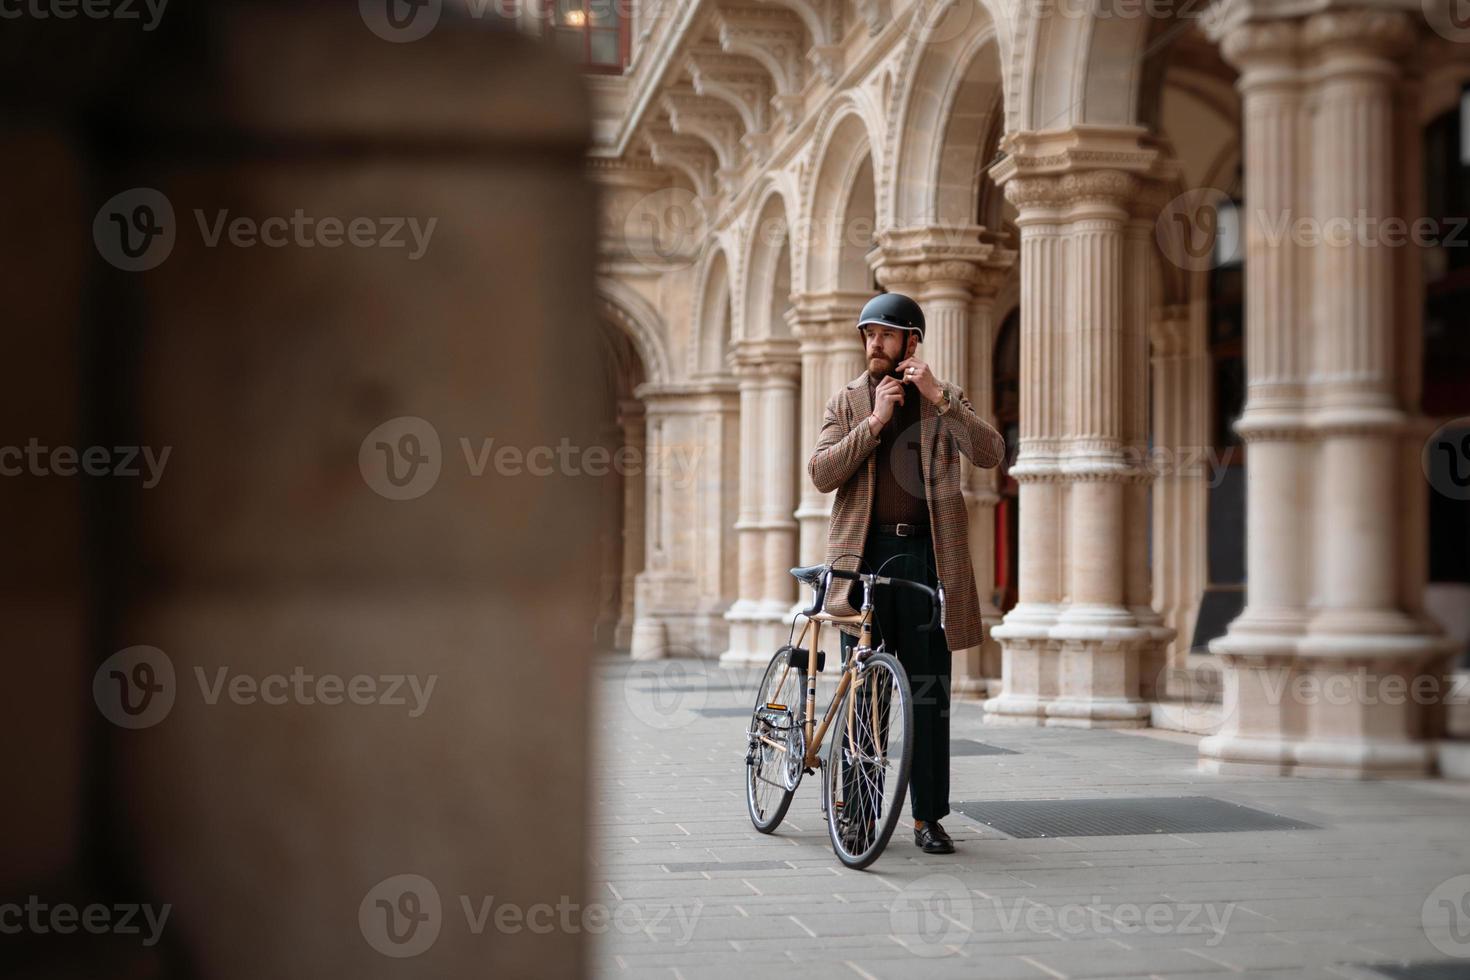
[823,651,912,870]
[745,648,806,833]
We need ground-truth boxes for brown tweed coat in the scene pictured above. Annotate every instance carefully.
[808,372,1006,651]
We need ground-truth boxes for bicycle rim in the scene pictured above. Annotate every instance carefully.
[745,649,804,833]
[824,652,913,869]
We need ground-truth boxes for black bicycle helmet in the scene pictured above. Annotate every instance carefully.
[855,292,925,342]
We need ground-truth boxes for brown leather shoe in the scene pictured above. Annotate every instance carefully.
[914,821,955,854]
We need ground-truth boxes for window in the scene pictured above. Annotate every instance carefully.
[548,0,630,73]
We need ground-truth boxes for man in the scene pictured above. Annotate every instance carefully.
[808,291,1006,855]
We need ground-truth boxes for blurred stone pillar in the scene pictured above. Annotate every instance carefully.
[1291,10,1449,776]
[89,7,602,978]
[1149,304,1209,676]
[1204,10,1453,776]
[721,344,768,664]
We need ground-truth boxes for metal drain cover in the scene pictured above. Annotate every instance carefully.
[661,860,792,873]
[950,739,1018,757]
[953,796,1318,838]
[1362,963,1470,980]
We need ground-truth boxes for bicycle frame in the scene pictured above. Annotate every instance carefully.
[766,577,880,771]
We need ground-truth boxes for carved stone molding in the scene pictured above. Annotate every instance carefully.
[1302,8,1414,60]
[684,46,774,136]
[868,224,1017,291]
[716,7,806,100]
[660,86,744,172]
[641,121,718,200]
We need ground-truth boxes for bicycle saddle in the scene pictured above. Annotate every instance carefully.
[788,564,826,586]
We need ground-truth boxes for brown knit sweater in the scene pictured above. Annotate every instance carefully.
[867,373,929,526]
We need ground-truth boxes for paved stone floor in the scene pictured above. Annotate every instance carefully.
[592,656,1470,980]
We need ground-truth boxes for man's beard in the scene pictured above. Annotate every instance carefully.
[867,353,896,377]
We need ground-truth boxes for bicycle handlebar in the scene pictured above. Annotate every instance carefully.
[797,565,946,633]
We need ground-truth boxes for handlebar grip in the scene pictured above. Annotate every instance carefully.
[799,573,828,617]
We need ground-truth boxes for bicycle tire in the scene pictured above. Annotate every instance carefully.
[745,648,805,834]
[822,651,913,870]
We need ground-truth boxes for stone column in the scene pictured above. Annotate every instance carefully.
[791,291,869,579]
[722,338,799,664]
[965,272,1010,694]
[1292,10,1449,776]
[759,344,802,638]
[720,349,766,664]
[987,179,1069,724]
[871,226,1016,697]
[987,130,1175,727]
[615,398,646,650]
[1148,305,1209,684]
[1201,19,1315,765]
[1202,11,1454,776]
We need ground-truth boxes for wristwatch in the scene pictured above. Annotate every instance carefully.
[937,386,953,414]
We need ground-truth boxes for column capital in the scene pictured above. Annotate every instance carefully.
[731,337,800,378]
[788,289,871,342]
[1302,9,1415,61]
[1215,17,1301,69]
[868,224,1016,297]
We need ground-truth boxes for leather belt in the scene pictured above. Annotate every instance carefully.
[874,522,930,537]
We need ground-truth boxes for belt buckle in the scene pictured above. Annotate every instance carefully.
[896,523,913,537]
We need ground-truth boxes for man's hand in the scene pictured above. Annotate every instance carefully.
[868,375,906,435]
[897,358,944,405]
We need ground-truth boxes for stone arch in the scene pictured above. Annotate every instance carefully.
[1006,0,1158,132]
[886,3,1004,229]
[740,185,797,340]
[596,277,674,386]
[801,106,880,295]
[690,243,734,377]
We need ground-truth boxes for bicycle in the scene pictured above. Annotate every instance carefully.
[743,560,945,869]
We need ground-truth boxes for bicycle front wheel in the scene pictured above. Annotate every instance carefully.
[824,651,913,870]
[745,648,806,834]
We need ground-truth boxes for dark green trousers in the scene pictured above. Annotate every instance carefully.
[838,529,952,823]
